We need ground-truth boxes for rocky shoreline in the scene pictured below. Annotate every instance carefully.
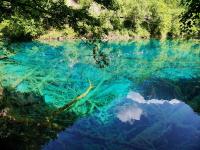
[38,32,149,42]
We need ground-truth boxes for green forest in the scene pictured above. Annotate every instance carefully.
[0,0,199,41]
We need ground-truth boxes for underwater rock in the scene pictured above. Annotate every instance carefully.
[2,87,44,106]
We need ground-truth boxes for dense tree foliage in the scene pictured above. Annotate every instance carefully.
[0,0,101,41]
[181,0,200,38]
[0,0,199,41]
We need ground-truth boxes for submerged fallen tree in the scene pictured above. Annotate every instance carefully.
[0,80,94,150]
[53,80,94,116]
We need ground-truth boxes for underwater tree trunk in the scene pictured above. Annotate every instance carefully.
[53,80,94,116]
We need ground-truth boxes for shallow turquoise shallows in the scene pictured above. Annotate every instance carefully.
[0,39,200,150]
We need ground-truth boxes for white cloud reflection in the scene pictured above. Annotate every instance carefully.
[117,106,143,124]
[127,91,180,105]
[117,91,180,124]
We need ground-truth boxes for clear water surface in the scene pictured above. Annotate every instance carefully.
[0,39,200,150]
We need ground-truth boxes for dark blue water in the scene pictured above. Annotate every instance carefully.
[43,95,200,150]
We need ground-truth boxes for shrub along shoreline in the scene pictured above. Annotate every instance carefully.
[0,0,199,42]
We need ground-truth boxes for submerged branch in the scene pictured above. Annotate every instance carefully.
[0,56,8,60]
[53,80,94,116]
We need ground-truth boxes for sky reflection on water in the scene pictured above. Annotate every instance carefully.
[43,91,200,150]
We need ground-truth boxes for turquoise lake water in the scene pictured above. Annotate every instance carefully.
[0,39,200,149]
